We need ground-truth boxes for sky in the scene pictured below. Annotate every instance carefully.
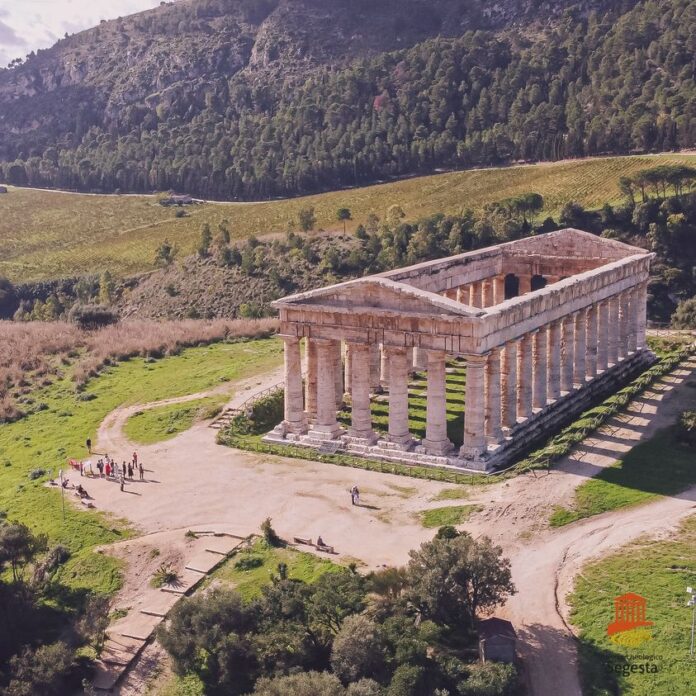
[0,0,164,67]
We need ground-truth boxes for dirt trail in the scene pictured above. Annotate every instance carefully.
[96,364,285,455]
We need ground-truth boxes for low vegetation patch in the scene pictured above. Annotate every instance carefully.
[419,505,482,528]
[124,395,226,445]
[210,539,339,601]
[569,515,696,696]
[431,487,469,502]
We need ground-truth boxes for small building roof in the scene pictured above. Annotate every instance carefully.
[478,617,517,641]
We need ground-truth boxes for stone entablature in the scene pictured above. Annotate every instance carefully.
[266,229,655,472]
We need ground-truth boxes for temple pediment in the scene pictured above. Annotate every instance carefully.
[273,278,483,317]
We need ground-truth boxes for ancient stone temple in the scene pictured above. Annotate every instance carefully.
[266,229,654,471]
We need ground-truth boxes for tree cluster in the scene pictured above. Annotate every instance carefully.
[2,0,696,199]
[158,530,516,696]
[0,518,106,695]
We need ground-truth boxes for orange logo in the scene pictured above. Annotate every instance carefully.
[607,593,653,646]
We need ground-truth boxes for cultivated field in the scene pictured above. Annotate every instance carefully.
[2,153,695,282]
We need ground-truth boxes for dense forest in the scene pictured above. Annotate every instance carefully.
[1,0,696,199]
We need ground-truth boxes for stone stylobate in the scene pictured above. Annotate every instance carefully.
[266,229,655,472]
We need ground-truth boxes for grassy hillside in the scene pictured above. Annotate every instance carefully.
[2,153,695,282]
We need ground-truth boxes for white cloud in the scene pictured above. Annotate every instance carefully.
[0,0,164,67]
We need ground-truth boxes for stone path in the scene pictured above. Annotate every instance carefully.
[93,533,245,692]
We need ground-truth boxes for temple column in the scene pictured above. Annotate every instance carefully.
[561,316,575,392]
[485,347,503,442]
[517,333,534,419]
[311,339,341,438]
[519,275,532,295]
[501,340,518,429]
[423,350,452,455]
[304,338,318,418]
[483,279,494,308]
[282,336,307,434]
[533,328,548,409]
[548,320,562,400]
[344,343,353,395]
[607,296,620,366]
[597,301,609,371]
[493,275,506,304]
[461,354,488,457]
[369,343,381,392]
[586,305,598,378]
[618,291,630,358]
[348,343,376,442]
[385,347,412,447]
[380,343,389,388]
[457,286,468,303]
[636,281,648,350]
[574,309,587,386]
[627,287,639,353]
[470,282,482,308]
[333,340,344,408]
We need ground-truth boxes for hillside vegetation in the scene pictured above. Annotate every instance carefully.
[0,0,695,198]
[2,153,694,282]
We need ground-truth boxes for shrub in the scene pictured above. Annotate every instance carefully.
[261,517,282,547]
[458,662,518,696]
[28,468,47,480]
[68,303,118,330]
[151,563,179,588]
[6,641,76,696]
[252,672,345,696]
[234,555,264,571]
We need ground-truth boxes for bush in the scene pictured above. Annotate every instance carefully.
[260,517,282,547]
[458,662,518,696]
[234,555,264,571]
[331,615,386,683]
[252,672,345,696]
[151,563,179,588]
[68,304,118,330]
[5,641,75,696]
[28,468,47,480]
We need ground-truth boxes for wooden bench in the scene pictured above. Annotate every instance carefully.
[316,544,335,554]
[293,536,312,546]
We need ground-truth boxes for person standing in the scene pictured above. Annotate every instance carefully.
[119,473,125,492]
[105,462,111,478]
[122,462,126,479]
[127,462,133,479]
[86,438,92,454]
[133,451,138,466]
[139,462,144,481]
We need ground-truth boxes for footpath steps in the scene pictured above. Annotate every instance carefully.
[93,533,248,692]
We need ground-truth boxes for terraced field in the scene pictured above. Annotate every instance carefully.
[2,153,694,282]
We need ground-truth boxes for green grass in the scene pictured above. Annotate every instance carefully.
[209,539,340,601]
[431,487,469,501]
[550,428,696,527]
[419,504,481,528]
[569,514,696,696]
[0,338,282,601]
[123,395,227,445]
[3,153,695,281]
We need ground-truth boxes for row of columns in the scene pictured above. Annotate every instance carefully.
[281,282,647,459]
[442,275,506,308]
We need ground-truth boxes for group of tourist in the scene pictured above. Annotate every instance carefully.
[85,449,144,492]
